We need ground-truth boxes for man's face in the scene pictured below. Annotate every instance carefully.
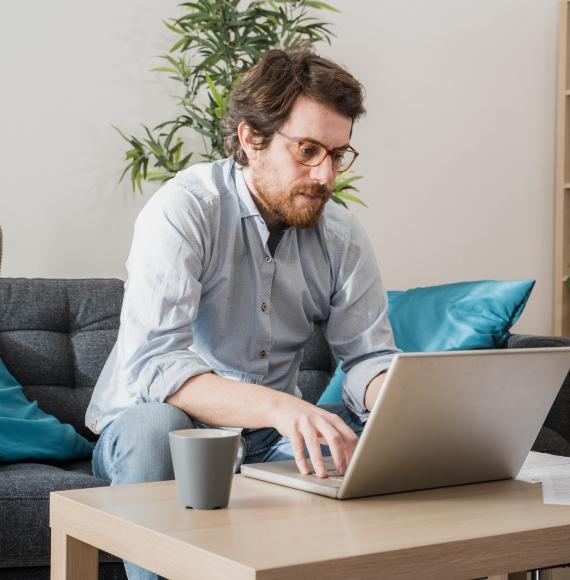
[245,95,353,230]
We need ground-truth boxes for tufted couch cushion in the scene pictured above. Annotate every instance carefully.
[505,334,570,456]
[0,461,111,568]
[0,279,123,441]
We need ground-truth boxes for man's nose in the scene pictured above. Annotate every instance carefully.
[309,154,334,187]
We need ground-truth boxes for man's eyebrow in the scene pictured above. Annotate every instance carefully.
[300,136,351,150]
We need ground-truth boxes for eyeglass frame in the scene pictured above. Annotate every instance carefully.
[275,130,359,174]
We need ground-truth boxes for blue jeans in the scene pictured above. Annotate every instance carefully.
[92,401,365,580]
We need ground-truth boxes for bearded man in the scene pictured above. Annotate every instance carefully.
[86,48,400,580]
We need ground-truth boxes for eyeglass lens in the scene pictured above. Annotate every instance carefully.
[295,141,355,172]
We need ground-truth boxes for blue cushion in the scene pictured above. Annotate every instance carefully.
[316,360,346,405]
[0,358,93,463]
[316,279,535,406]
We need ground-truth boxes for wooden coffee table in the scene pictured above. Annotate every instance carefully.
[50,474,570,580]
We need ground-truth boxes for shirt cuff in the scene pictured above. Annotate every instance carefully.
[146,355,213,403]
[342,353,398,423]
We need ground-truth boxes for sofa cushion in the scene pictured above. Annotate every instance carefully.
[298,323,335,404]
[317,279,535,405]
[532,425,570,456]
[0,461,111,568]
[387,279,535,352]
[0,564,127,580]
[505,334,570,456]
[0,278,123,441]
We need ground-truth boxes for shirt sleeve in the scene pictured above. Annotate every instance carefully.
[117,181,215,404]
[324,213,401,422]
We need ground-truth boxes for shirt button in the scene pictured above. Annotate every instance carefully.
[265,256,272,263]
[260,302,268,312]
[259,350,267,359]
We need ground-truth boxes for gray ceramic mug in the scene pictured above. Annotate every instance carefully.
[168,429,243,510]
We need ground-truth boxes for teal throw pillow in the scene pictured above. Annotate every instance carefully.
[0,357,93,463]
[316,360,346,406]
[317,279,535,406]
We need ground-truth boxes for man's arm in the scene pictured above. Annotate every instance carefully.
[166,372,359,479]
[325,214,401,421]
[115,183,216,406]
[364,371,387,412]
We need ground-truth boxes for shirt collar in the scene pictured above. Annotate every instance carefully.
[233,163,261,219]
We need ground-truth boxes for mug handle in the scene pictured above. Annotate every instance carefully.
[234,436,246,473]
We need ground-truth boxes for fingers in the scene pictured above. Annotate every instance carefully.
[297,413,358,479]
[280,403,359,479]
[315,419,348,476]
[317,415,359,476]
[329,414,359,462]
[290,434,310,475]
[303,430,329,478]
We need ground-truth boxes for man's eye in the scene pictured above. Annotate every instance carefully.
[299,146,318,157]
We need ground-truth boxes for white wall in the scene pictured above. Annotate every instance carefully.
[0,0,559,335]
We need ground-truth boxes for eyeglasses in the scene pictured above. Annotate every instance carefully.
[275,130,359,174]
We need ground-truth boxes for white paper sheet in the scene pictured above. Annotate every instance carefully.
[516,451,570,504]
[541,473,570,505]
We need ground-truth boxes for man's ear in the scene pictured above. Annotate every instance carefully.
[237,121,261,163]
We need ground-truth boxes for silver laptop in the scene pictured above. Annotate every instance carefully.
[241,347,570,499]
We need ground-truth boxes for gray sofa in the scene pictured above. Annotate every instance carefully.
[0,277,569,580]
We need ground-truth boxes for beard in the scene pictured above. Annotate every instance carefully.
[248,163,333,230]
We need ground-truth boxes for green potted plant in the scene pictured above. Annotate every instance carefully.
[117,0,365,208]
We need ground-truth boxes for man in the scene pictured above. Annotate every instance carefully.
[87,48,400,579]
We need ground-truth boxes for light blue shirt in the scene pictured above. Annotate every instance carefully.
[86,158,400,434]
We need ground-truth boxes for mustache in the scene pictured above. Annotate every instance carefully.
[290,182,332,198]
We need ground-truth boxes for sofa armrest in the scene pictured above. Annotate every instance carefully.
[504,333,570,456]
[504,333,570,349]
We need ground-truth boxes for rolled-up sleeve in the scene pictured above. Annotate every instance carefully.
[324,214,401,423]
[118,182,215,403]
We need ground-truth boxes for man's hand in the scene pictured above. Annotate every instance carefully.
[270,395,359,479]
[166,372,360,480]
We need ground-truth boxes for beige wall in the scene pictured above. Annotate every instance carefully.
[0,0,559,335]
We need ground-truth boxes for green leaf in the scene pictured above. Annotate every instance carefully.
[112,125,134,144]
[169,36,187,53]
[163,19,185,35]
[205,73,224,110]
[331,194,348,208]
[305,1,340,12]
[143,137,166,161]
[118,160,134,184]
[150,67,179,74]
[146,170,170,181]
[334,190,368,207]
[334,173,363,189]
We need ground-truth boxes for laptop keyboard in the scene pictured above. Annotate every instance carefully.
[307,457,345,481]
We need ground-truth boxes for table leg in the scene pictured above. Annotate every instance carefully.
[488,570,558,580]
[51,528,98,580]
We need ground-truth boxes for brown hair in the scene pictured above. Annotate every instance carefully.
[223,48,366,166]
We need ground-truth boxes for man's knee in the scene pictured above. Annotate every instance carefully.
[107,402,195,484]
[116,401,194,434]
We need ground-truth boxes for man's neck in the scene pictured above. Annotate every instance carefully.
[242,168,287,234]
